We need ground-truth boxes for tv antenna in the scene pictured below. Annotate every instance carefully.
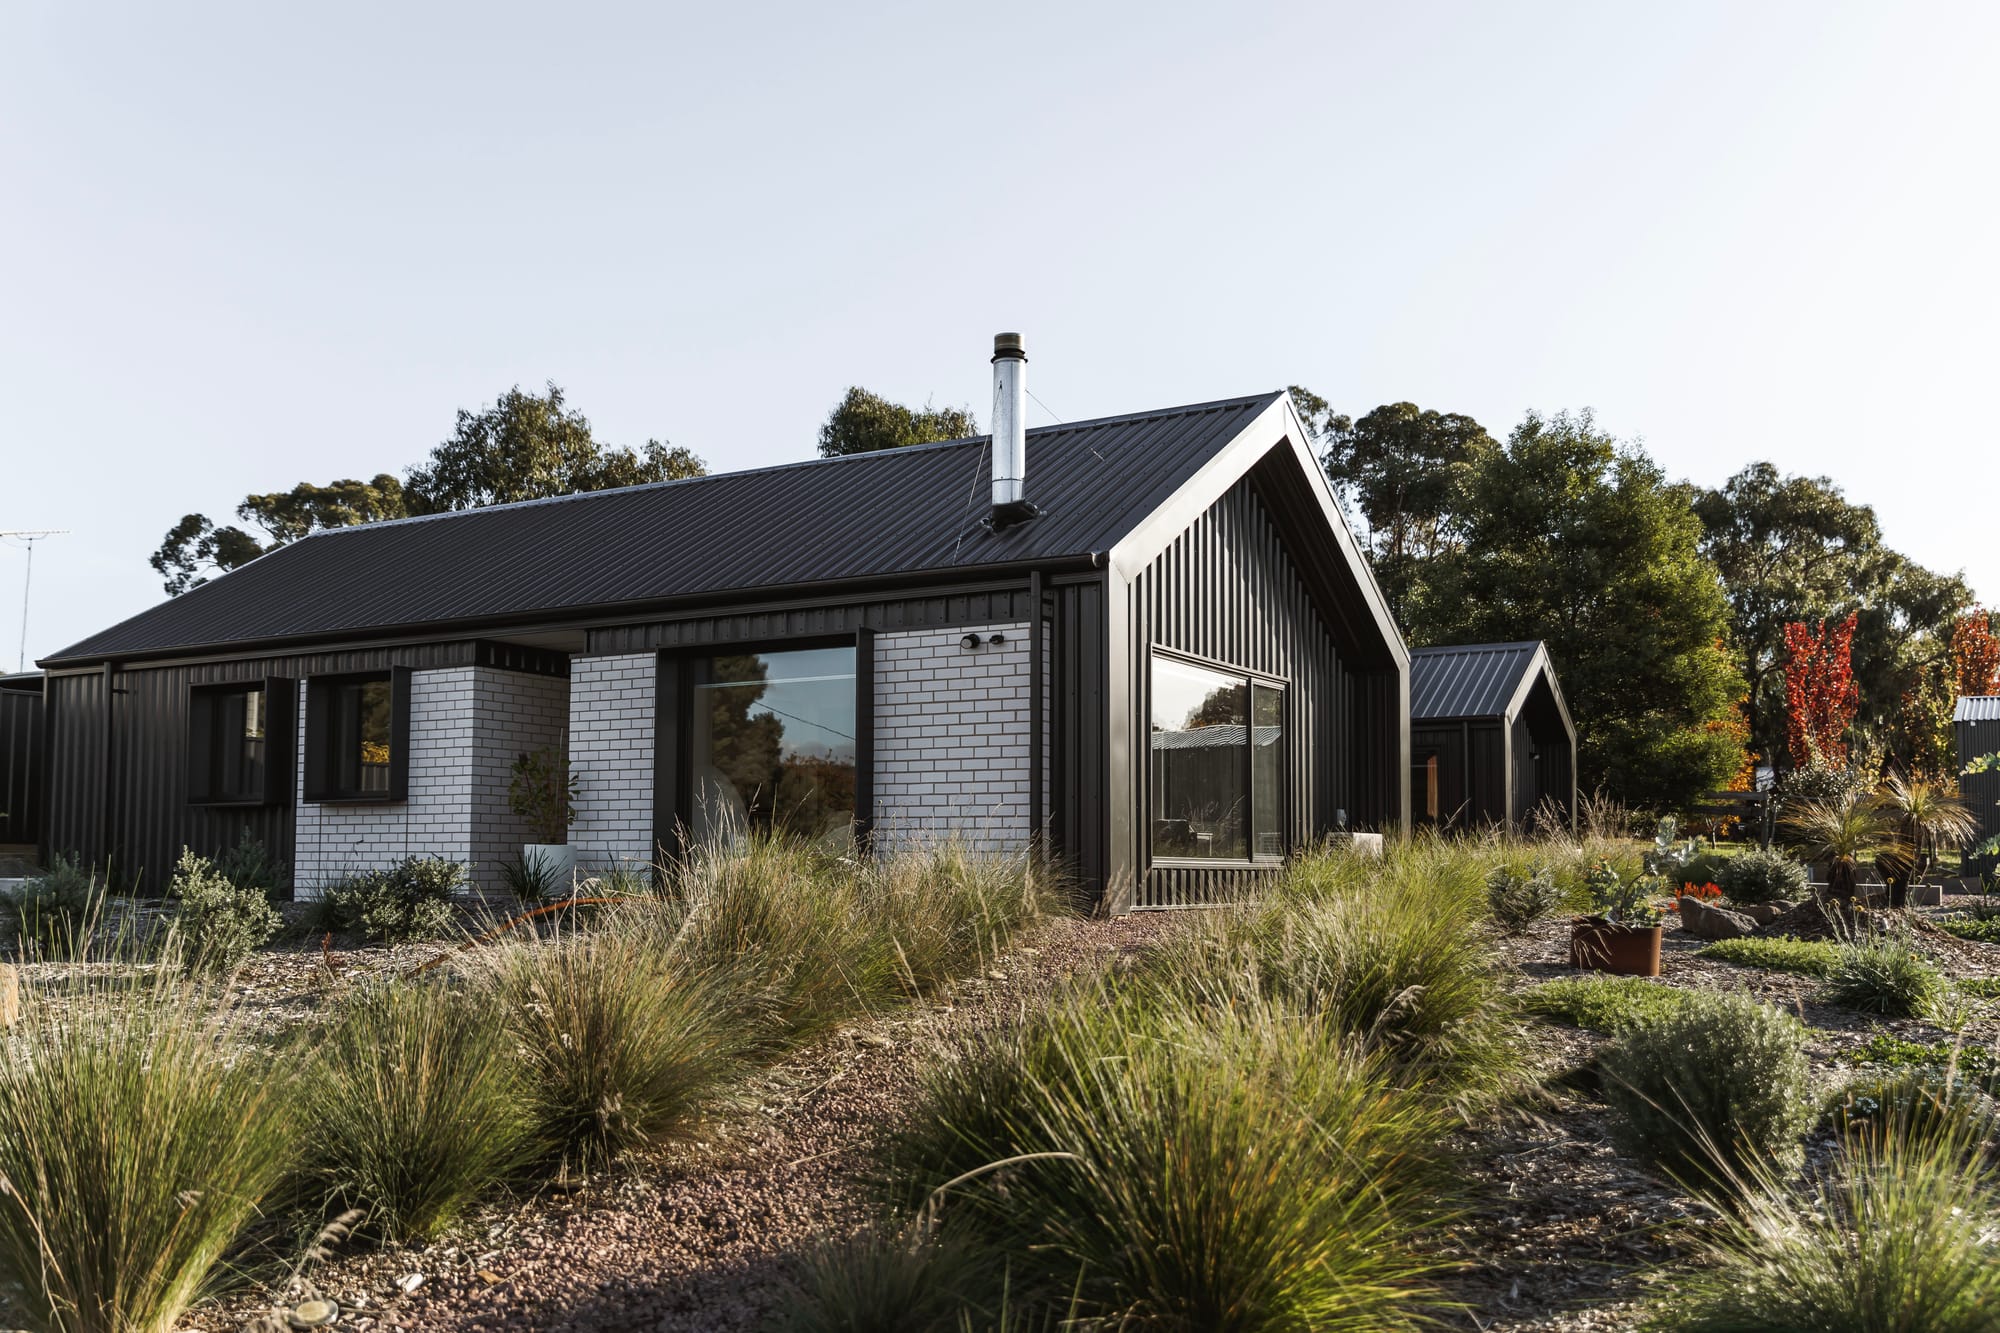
[1,530,67,674]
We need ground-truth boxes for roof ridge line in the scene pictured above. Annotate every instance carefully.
[299,390,1288,541]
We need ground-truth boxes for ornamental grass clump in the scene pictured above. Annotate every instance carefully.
[3,853,105,960]
[0,961,296,1333]
[167,848,280,974]
[1600,991,1815,1195]
[1644,1112,2000,1333]
[854,839,1047,996]
[1819,930,1948,1020]
[291,979,536,1243]
[1827,1067,2000,1149]
[487,926,751,1172]
[874,985,1456,1331]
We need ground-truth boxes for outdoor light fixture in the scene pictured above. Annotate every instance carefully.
[961,633,982,651]
[988,633,1006,646]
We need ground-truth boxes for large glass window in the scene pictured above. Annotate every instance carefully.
[188,684,268,804]
[691,646,857,850]
[1149,654,1286,862]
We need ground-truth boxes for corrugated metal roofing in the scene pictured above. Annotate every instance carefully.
[1956,697,2000,724]
[1409,642,1544,721]
[51,393,1283,664]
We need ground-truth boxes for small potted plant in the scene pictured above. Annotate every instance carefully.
[1569,859,1667,976]
[509,744,579,891]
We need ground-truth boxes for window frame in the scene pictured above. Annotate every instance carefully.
[1146,646,1288,870]
[655,633,874,855]
[186,677,293,808]
[303,668,411,805]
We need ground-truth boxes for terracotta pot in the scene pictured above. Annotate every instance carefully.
[1569,918,1663,977]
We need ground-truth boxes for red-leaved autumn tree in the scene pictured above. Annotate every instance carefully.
[1953,608,2000,697]
[1782,612,1859,770]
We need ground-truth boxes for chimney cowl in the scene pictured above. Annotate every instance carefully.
[987,331,1039,529]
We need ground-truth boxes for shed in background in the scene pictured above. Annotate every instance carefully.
[1958,696,2000,881]
[1409,641,1575,833]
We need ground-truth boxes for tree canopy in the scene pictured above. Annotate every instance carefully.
[1291,391,1497,622]
[151,383,704,594]
[1408,410,1747,811]
[816,387,976,458]
[1693,464,1971,779]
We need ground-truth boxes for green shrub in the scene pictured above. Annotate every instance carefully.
[1957,976,2000,999]
[1716,847,1809,906]
[1523,976,1695,1034]
[1487,864,1565,934]
[0,972,296,1333]
[292,980,535,1243]
[1697,936,1840,978]
[168,849,281,973]
[1643,1114,2000,1332]
[1843,1033,1998,1081]
[879,986,1454,1330]
[1820,932,1949,1020]
[318,856,465,942]
[211,830,289,903]
[1599,991,1815,1194]
[1938,914,2000,944]
[488,927,750,1171]
[4,854,103,958]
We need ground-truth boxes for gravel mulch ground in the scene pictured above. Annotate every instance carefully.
[197,912,1179,1333]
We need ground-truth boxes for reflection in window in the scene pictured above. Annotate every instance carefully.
[691,647,857,850]
[1412,752,1440,823]
[1252,683,1283,857]
[333,679,394,797]
[191,685,267,803]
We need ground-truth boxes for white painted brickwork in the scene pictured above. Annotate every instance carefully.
[294,667,569,895]
[568,654,656,871]
[467,670,570,886]
[873,623,1035,853]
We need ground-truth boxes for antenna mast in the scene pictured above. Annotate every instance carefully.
[1,530,67,674]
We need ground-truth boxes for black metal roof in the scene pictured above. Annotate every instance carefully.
[51,392,1285,665]
[1409,641,1555,722]
[1957,697,2000,724]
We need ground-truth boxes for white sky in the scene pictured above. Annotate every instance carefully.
[3,1,1995,668]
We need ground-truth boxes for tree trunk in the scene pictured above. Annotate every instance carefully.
[1829,857,1856,907]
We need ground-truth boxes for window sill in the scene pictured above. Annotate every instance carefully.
[187,796,277,810]
[303,793,403,807]
[1150,857,1287,871]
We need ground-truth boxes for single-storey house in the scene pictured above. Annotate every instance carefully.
[1408,641,1575,832]
[1958,695,1999,880]
[35,342,1410,912]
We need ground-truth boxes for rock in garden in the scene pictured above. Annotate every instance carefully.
[1679,898,1757,941]
[0,963,17,1028]
[1736,903,1786,926]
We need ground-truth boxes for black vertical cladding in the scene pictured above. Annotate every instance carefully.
[1048,577,1108,899]
[40,640,559,894]
[0,686,43,849]
[1125,475,1394,908]
[1960,717,2000,878]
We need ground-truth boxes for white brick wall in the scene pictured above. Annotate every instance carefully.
[873,623,1035,854]
[468,670,571,887]
[293,667,569,895]
[569,654,656,871]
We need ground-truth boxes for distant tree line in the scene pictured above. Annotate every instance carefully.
[1291,388,1985,811]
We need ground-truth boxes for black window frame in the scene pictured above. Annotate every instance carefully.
[303,668,411,805]
[654,633,875,856]
[187,677,293,808]
[1146,646,1288,869]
